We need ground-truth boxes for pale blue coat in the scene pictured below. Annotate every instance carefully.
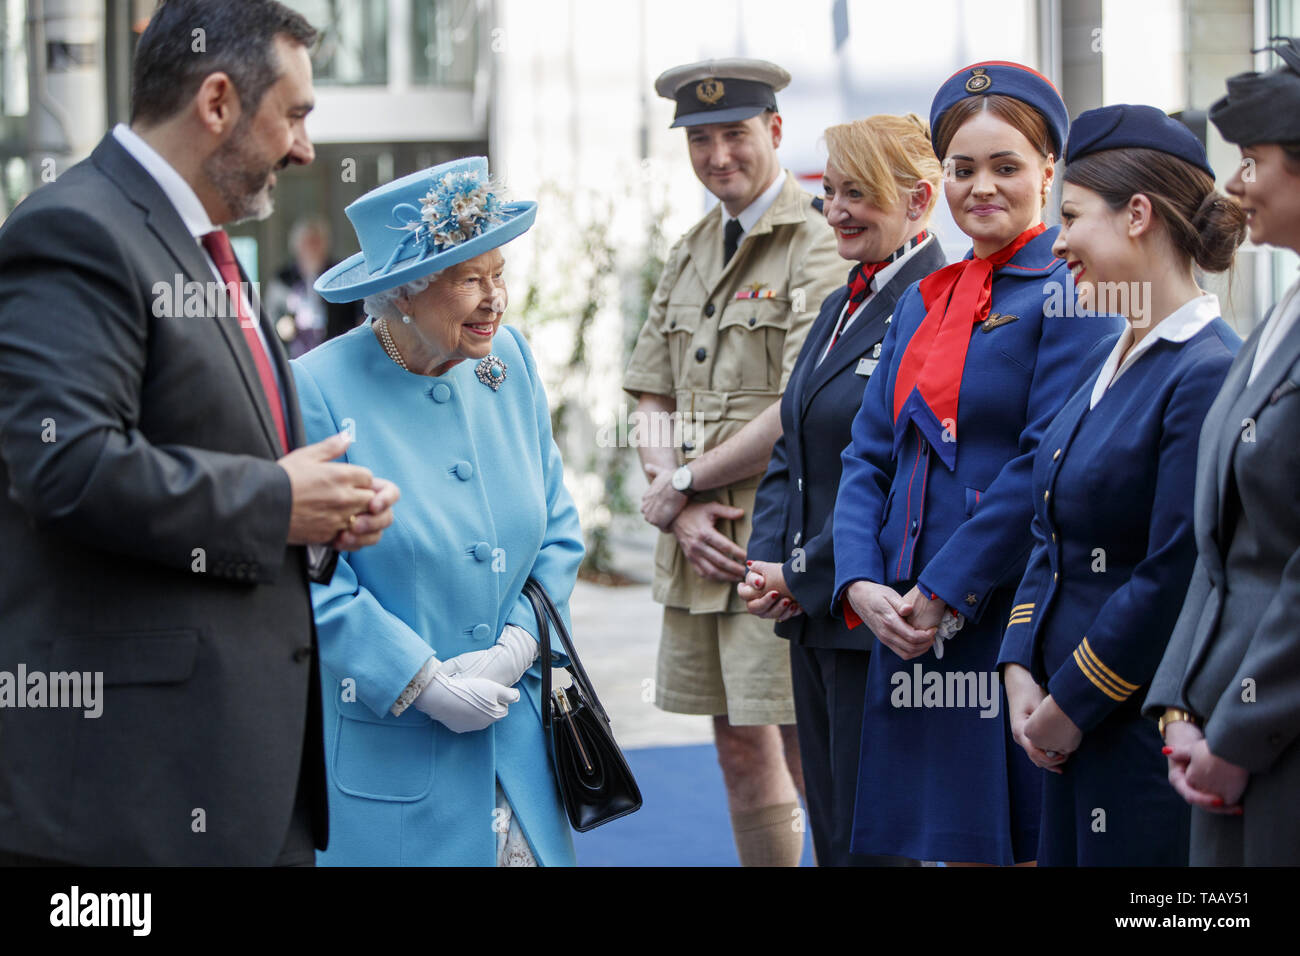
[291,321,584,866]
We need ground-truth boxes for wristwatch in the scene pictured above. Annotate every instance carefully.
[671,464,695,495]
[1158,708,1200,740]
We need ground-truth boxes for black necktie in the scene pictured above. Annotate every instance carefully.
[723,218,743,265]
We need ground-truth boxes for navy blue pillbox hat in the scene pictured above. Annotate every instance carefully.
[1066,104,1215,178]
[929,60,1069,159]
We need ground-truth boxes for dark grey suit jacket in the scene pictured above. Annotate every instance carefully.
[1144,298,1300,860]
[0,133,332,864]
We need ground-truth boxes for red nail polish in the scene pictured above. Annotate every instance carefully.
[746,561,752,567]
[1161,746,1172,755]
[1211,797,1224,807]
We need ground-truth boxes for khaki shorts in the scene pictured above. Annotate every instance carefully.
[655,606,795,726]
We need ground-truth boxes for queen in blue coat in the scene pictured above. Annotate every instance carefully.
[831,63,1124,864]
[999,106,1244,865]
[291,159,584,866]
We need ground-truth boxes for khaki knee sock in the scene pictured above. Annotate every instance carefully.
[730,801,803,867]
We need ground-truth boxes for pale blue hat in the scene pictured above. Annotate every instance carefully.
[315,156,536,303]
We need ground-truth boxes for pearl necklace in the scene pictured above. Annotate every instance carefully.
[376,317,409,371]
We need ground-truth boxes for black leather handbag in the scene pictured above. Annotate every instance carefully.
[523,578,642,832]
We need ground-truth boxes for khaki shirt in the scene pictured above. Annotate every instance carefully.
[624,170,849,613]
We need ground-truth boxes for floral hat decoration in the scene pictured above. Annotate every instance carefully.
[315,156,536,303]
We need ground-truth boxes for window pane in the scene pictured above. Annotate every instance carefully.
[410,0,477,87]
[285,0,387,86]
[1,0,28,118]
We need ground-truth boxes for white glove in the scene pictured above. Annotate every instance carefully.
[438,624,539,688]
[933,610,965,660]
[412,664,519,733]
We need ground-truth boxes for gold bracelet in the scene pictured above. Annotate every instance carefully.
[1158,707,1200,740]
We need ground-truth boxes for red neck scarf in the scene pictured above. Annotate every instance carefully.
[891,222,1046,467]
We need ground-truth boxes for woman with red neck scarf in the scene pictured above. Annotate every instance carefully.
[830,62,1123,865]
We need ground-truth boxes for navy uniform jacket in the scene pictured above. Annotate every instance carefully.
[748,240,947,648]
[999,318,1241,733]
[831,227,1124,618]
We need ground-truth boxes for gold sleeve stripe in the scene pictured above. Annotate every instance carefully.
[1006,615,1033,627]
[1072,647,1128,701]
[1011,603,1035,614]
[1081,638,1139,691]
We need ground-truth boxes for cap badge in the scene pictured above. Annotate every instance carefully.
[696,79,725,105]
[965,68,992,94]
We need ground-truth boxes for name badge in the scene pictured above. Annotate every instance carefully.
[856,358,878,377]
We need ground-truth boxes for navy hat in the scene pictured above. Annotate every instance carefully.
[1209,36,1300,145]
[315,157,535,303]
[654,58,791,128]
[1066,104,1215,178]
[929,60,1069,159]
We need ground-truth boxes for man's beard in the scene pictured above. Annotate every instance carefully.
[203,122,281,224]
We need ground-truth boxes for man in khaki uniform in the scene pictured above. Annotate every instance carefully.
[624,58,847,866]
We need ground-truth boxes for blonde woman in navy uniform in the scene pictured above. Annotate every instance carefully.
[742,113,946,867]
[999,105,1244,866]
[832,62,1124,865]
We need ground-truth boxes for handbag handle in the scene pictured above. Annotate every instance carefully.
[523,578,610,730]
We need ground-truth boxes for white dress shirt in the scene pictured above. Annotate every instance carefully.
[722,170,788,246]
[1248,271,1300,385]
[816,234,936,367]
[1089,292,1220,409]
[111,123,287,404]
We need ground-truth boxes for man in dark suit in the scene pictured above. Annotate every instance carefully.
[0,0,399,866]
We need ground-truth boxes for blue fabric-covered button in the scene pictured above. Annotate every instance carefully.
[472,623,491,641]
[455,461,473,480]
[432,383,451,403]
[473,541,492,562]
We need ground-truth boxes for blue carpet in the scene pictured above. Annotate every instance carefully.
[573,743,814,867]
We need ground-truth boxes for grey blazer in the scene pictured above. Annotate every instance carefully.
[0,133,333,864]
[1144,300,1300,864]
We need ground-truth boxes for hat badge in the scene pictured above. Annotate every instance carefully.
[965,68,992,94]
[696,79,725,105]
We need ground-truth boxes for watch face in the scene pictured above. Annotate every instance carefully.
[672,467,691,492]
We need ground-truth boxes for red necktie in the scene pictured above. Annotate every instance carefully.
[200,230,290,453]
[828,231,929,352]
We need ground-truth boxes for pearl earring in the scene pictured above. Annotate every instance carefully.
[401,314,412,324]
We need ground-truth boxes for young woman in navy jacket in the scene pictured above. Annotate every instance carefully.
[831,62,1123,865]
[999,104,1244,866]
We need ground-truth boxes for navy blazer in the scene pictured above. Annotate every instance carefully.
[748,240,948,649]
[999,318,1240,733]
[831,227,1124,620]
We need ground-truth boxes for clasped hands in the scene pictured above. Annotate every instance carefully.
[737,559,803,622]
[412,625,539,733]
[641,463,752,584]
[844,581,950,660]
[1161,719,1248,814]
[279,430,401,551]
[1003,664,1080,775]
